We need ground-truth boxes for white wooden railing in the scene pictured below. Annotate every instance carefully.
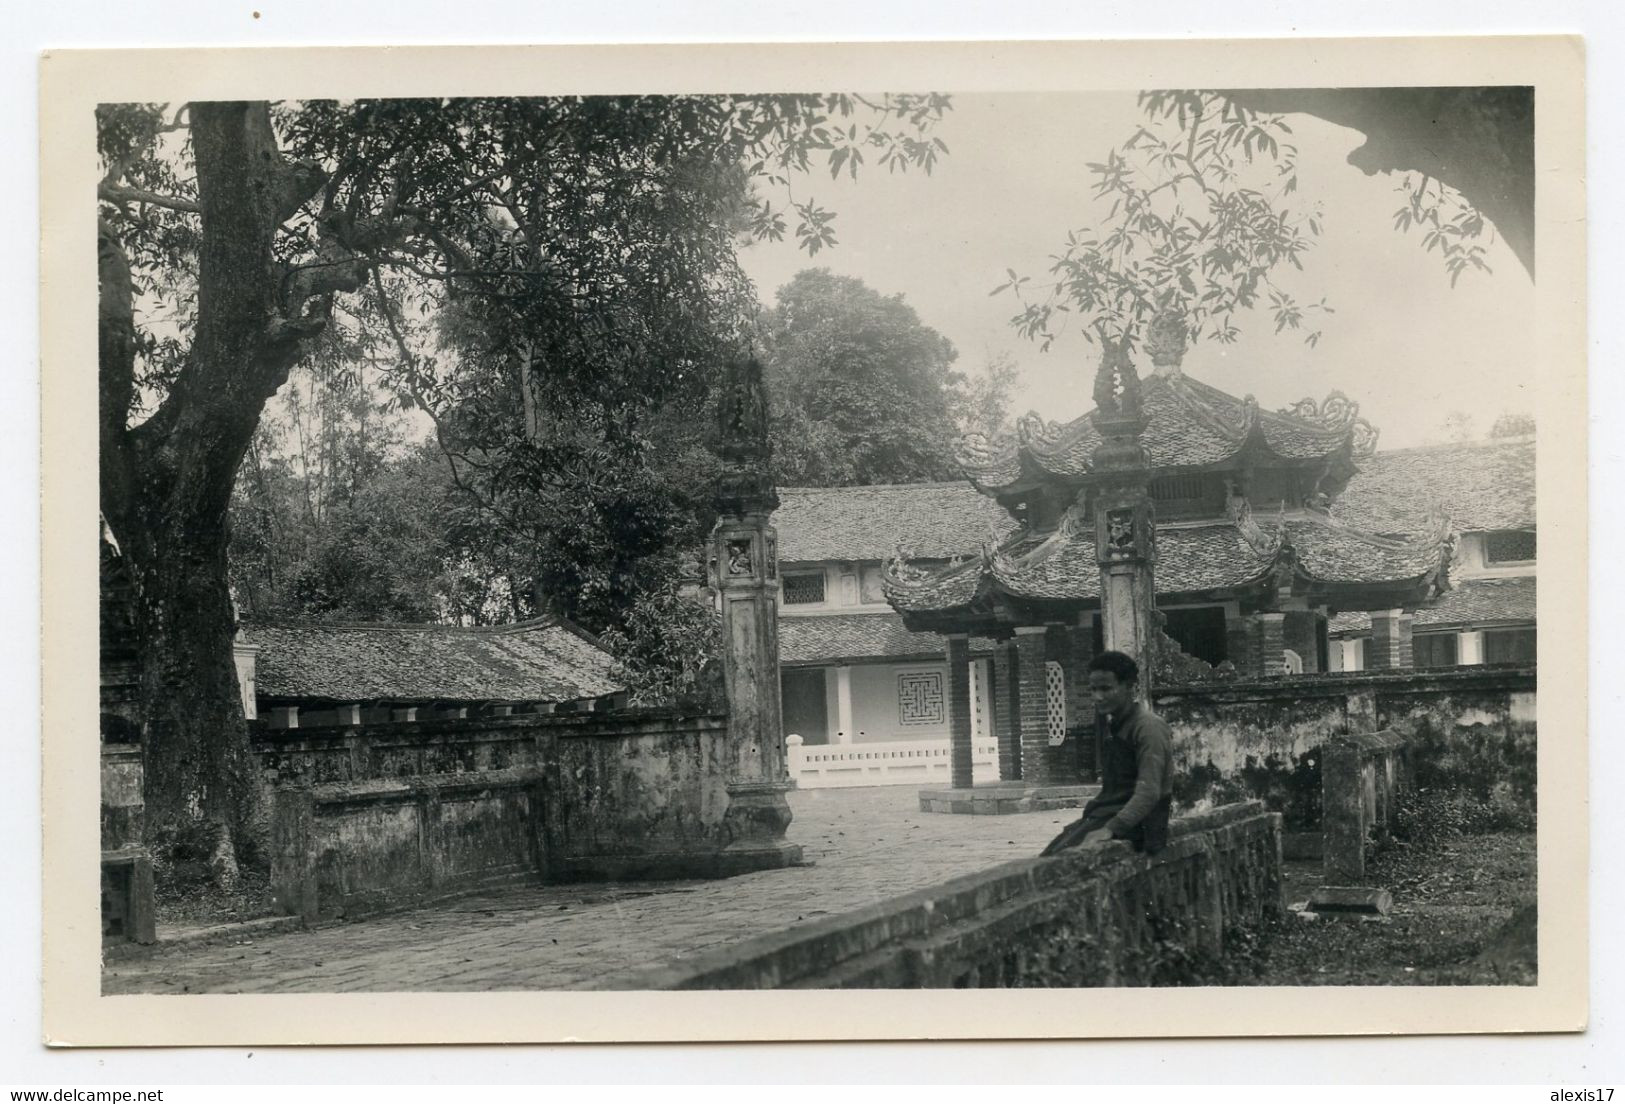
[785,734,999,789]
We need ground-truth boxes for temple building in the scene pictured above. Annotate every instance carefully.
[880,356,1460,790]
[1327,435,1535,670]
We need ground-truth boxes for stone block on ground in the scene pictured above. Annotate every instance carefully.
[101,847,156,945]
[1308,885,1393,917]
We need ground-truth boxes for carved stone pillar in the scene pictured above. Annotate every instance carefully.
[1085,340,1158,696]
[711,356,803,871]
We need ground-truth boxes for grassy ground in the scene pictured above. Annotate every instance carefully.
[154,866,278,931]
[1240,831,1537,986]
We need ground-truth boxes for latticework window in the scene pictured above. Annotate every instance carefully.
[1484,530,1536,564]
[782,572,826,605]
[1150,474,1210,501]
[897,671,945,726]
[1045,660,1067,746]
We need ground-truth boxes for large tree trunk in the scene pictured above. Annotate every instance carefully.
[123,503,264,881]
[99,101,337,881]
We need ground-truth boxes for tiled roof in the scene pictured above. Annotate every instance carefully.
[1283,519,1451,584]
[1329,576,1537,635]
[1333,436,1535,535]
[243,617,623,705]
[959,369,1366,490]
[779,612,992,665]
[886,513,1452,614]
[775,482,1014,563]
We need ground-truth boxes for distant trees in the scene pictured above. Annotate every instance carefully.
[762,268,1010,486]
[1490,412,1536,439]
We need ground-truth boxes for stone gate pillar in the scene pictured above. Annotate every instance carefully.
[712,356,804,872]
[1085,339,1158,693]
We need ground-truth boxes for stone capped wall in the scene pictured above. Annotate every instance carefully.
[256,709,735,920]
[605,802,1282,989]
[1150,666,1535,831]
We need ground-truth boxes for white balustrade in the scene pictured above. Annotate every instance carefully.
[784,733,999,789]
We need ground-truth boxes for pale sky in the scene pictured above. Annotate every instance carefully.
[735,92,1537,451]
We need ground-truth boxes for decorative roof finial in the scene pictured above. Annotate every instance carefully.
[1145,309,1188,376]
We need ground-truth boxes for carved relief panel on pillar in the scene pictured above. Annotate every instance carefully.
[1094,498,1157,566]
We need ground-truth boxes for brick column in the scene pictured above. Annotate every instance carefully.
[1014,626,1052,786]
[1225,616,1255,676]
[1369,610,1415,670]
[1256,612,1286,677]
[1284,611,1322,674]
[993,640,1021,781]
[946,635,974,790]
[1065,622,1098,780]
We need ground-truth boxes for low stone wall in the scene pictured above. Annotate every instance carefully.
[607,802,1282,989]
[1153,665,1535,830]
[1323,730,1408,882]
[253,709,735,918]
[541,712,733,881]
[270,767,547,922]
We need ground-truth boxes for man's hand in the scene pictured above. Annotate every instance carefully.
[1080,827,1115,848]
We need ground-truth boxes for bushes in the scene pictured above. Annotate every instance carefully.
[1174,751,1321,832]
[1393,786,1535,846]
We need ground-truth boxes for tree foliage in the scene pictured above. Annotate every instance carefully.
[760,268,980,486]
[97,95,950,870]
[994,92,1332,356]
[995,89,1510,362]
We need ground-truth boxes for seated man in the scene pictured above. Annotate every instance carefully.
[1041,650,1174,857]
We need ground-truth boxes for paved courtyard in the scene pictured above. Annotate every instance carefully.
[103,786,1075,993]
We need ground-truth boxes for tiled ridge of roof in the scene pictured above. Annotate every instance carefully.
[779,611,993,665]
[957,369,1367,491]
[1333,435,1535,535]
[242,615,622,705]
[884,511,1452,614]
[1329,575,1537,634]
[776,481,1015,563]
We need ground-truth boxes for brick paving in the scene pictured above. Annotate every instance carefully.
[102,786,1077,994]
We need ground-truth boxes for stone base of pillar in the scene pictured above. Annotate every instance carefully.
[917,780,1099,815]
[718,780,805,872]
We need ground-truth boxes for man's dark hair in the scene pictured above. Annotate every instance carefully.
[1087,650,1140,684]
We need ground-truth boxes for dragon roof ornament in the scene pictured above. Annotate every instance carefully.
[1280,389,1380,457]
[1215,392,1261,442]
[882,542,931,587]
[1016,410,1070,455]
[1092,340,1145,421]
[952,429,1007,472]
[1225,492,1286,559]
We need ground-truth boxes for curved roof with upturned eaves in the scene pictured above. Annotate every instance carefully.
[955,369,1378,494]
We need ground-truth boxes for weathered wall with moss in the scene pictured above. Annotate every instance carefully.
[607,802,1282,990]
[1151,666,1535,830]
[256,709,734,919]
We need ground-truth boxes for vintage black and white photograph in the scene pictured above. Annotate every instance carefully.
[42,38,1587,1044]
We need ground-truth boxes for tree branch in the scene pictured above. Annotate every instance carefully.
[97,183,200,214]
